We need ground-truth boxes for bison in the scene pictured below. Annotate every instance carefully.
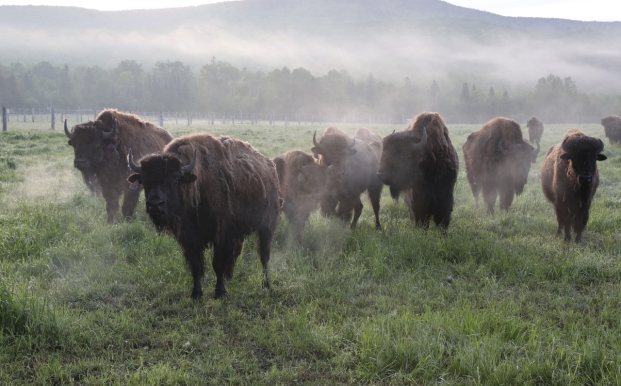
[526,116,544,145]
[541,130,607,242]
[377,112,458,231]
[311,127,383,230]
[65,109,173,222]
[601,115,621,145]
[273,150,327,243]
[463,117,540,214]
[354,127,383,158]
[128,133,281,299]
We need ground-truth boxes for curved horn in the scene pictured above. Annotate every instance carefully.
[411,127,428,151]
[64,119,72,139]
[350,137,356,149]
[128,149,141,173]
[102,118,117,140]
[312,131,320,148]
[498,140,508,155]
[392,129,396,134]
[181,149,198,174]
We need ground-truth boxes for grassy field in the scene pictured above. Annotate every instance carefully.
[1,120,621,385]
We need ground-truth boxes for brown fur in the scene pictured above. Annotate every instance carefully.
[406,112,458,175]
[463,117,537,214]
[541,129,606,242]
[601,115,621,145]
[526,116,544,145]
[355,127,383,158]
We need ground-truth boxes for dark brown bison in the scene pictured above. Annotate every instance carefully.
[354,127,383,158]
[601,115,621,145]
[541,130,607,242]
[311,127,383,229]
[128,133,281,299]
[526,116,544,145]
[65,109,173,222]
[463,117,540,214]
[273,150,327,243]
[377,112,458,230]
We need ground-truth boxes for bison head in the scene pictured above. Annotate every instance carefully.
[560,134,607,187]
[377,128,427,199]
[65,118,118,173]
[296,162,328,201]
[128,148,197,231]
[311,131,356,167]
[497,139,539,194]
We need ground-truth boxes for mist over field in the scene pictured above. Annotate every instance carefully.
[2,0,621,91]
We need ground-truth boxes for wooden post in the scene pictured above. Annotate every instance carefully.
[240,111,243,125]
[159,111,164,127]
[51,109,55,130]
[32,108,34,123]
[2,107,7,131]
[187,112,191,126]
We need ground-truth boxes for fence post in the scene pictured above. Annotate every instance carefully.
[51,109,55,130]
[159,111,164,127]
[2,107,7,131]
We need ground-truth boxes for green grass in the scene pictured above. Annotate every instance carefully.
[1,121,621,384]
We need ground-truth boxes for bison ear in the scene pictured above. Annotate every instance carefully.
[180,173,197,184]
[597,154,607,161]
[560,153,571,160]
[311,147,320,158]
[127,173,141,184]
[67,140,73,146]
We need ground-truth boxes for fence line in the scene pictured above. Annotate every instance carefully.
[0,107,605,131]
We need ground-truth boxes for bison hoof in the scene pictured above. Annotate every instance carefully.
[214,289,226,300]
[191,289,203,301]
[262,279,271,289]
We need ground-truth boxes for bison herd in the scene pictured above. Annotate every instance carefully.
[64,109,615,299]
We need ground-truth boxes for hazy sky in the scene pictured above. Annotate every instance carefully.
[0,0,619,21]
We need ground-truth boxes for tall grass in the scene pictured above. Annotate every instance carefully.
[1,122,620,384]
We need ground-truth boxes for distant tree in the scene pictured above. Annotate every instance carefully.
[7,73,23,107]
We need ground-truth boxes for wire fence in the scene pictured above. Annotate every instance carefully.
[0,107,604,132]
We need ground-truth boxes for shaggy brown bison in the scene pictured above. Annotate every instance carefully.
[377,112,458,231]
[128,133,281,299]
[463,117,540,214]
[273,150,327,243]
[601,115,621,145]
[311,127,383,229]
[354,127,383,158]
[526,116,544,145]
[541,130,607,242]
[65,109,173,222]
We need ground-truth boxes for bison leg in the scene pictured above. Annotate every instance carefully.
[467,180,480,209]
[101,187,121,223]
[498,188,515,211]
[554,206,572,242]
[212,232,243,299]
[573,210,590,243]
[121,185,141,220]
[336,200,355,226]
[482,185,497,215]
[350,197,364,229]
[367,181,383,230]
[257,227,275,289]
[183,246,206,300]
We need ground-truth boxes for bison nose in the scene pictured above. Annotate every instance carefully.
[147,200,165,213]
[74,158,88,169]
[579,176,592,185]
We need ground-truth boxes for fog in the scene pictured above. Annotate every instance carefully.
[1,3,621,93]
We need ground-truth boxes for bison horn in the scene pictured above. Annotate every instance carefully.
[181,149,198,174]
[498,140,508,155]
[64,119,72,139]
[313,131,320,148]
[411,127,427,151]
[392,130,395,134]
[128,149,141,173]
[350,137,356,149]
[102,118,118,140]
[561,136,570,153]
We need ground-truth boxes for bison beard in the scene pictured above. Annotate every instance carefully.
[541,129,607,243]
[463,117,539,214]
[378,112,458,231]
[65,109,173,222]
[128,133,281,300]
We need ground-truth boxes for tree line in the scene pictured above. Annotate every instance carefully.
[1,59,619,124]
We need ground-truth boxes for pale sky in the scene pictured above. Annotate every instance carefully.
[0,0,619,21]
